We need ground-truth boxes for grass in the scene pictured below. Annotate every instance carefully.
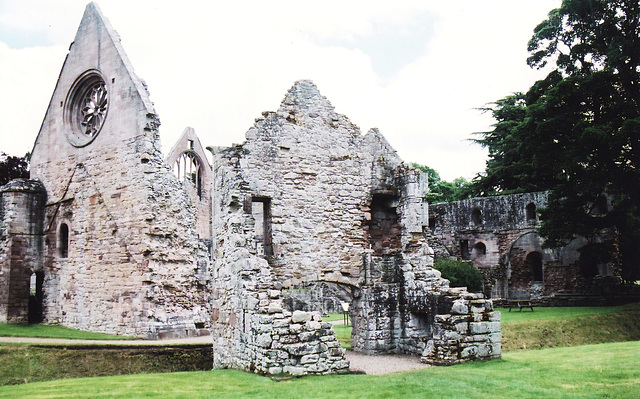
[1,304,638,394]
[1,340,638,398]
[497,305,624,323]
[499,303,640,352]
[333,323,352,350]
[0,323,135,340]
[0,345,212,386]
[322,313,347,322]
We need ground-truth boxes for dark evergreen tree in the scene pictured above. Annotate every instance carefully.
[474,0,640,281]
[0,152,29,186]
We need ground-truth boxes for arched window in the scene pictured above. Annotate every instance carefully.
[473,242,487,257]
[59,223,69,258]
[525,203,537,222]
[471,208,482,226]
[525,251,543,282]
[174,151,203,198]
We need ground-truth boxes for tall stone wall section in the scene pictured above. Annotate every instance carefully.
[428,192,622,301]
[0,180,46,323]
[27,3,210,338]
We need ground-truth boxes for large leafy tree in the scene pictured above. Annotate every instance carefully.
[412,163,473,204]
[0,152,29,186]
[474,0,640,280]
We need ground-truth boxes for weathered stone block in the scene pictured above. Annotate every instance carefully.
[292,310,311,323]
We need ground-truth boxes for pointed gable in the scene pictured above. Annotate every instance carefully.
[30,2,157,186]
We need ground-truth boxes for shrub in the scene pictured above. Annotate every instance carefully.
[433,258,483,292]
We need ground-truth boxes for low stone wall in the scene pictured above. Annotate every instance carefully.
[420,290,501,365]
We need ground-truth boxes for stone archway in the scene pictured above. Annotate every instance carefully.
[507,232,544,299]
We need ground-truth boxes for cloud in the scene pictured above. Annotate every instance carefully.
[0,0,560,181]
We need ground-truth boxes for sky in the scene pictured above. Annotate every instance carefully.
[0,0,560,181]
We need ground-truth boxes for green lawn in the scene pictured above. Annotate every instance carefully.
[0,323,135,340]
[1,340,638,398]
[322,313,347,322]
[496,305,623,323]
[499,303,640,352]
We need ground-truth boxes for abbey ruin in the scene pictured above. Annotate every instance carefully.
[22,1,638,375]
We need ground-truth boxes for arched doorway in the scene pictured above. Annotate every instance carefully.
[525,251,544,282]
[28,271,44,323]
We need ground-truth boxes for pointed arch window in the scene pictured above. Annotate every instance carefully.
[174,151,203,198]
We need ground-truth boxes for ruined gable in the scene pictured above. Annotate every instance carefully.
[1,3,504,375]
[166,127,212,242]
[24,2,211,338]
[210,80,500,373]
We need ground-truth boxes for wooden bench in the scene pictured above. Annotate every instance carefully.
[505,300,534,312]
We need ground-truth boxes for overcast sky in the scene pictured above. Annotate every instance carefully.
[0,0,559,181]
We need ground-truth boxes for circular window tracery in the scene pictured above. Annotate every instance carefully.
[64,70,109,147]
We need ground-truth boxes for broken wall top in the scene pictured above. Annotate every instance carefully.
[212,80,425,287]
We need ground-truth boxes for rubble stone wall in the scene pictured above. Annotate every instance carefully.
[26,3,210,338]
[210,81,500,374]
[0,180,46,323]
[428,192,622,300]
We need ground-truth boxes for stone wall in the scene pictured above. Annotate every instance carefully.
[26,3,211,338]
[429,192,622,301]
[0,179,46,323]
[209,80,500,374]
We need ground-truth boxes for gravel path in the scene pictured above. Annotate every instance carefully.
[345,351,430,375]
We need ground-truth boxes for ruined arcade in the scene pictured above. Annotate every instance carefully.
[0,3,501,375]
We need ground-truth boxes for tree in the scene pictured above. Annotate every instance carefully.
[433,258,483,293]
[0,152,30,186]
[412,163,473,203]
[474,0,640,281]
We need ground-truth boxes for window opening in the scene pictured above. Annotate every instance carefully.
[473,242,487,257]
[367,194,401,255]
[460,240,470,260]
[59,223,69,258]
[525,203,537,222]
[525,251,543,282]
[252,197,273,257]
[471,208,482,226]
[174,152,203,198]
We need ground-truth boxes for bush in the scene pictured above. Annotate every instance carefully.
[433,258,483,292]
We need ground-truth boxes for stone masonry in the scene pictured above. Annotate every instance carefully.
[0,2,501,375]
[209,80,500,372]
[25,3,211,338]
[429,192,623,302]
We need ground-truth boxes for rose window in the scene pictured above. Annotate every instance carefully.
[64,70,109,147]
[80,82,108,137]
